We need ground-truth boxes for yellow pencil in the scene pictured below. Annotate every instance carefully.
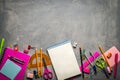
[35,48,41,77]
[40,48,43,77]
[98,45,112,71]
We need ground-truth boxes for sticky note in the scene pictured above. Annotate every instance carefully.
[0,59,21,80]
[103,46,120,68]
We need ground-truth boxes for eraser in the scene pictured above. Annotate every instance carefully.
[27,73,34,79]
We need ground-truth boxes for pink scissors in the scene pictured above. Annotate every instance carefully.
[42,58,53,80]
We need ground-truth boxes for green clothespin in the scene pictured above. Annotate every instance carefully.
[0,38,5,55]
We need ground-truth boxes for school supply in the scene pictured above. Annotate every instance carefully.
[98,45,112,71]
[80,52,100,74]
[114,53,118,79]
[28,50,51,69]
[83,51,97,75]
[0,47,30,80]
[9,56,24,65]
[0,59,21,80]
[103,46,120,69]
[79,47,84,79]
[95,57,109,78]
[42,58,53,80]
[47,40,81,80]
[35,48,41,77]
[89,52,97,74]
[0,38,5,61]
[0,38,5,54]
[27,72,34,79]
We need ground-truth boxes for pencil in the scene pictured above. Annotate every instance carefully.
[114,53,118,79]
[40,48,43,77]
[98,45,112,71]
[35,49,41,77]
[79,47,84,79]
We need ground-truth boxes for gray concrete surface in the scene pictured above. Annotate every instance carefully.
[0,0,120,80]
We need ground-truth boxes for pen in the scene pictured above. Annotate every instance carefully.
[84,52,97,75]
[79,47,84,79]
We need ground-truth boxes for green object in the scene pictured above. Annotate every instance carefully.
[0,38,5,54]
[95,57,105,69]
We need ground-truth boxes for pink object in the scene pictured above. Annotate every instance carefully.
[80,52,100,73]
[103,46,120,68]
[0,47,30,80]
[114,53,118,78]
[27,73,34,78]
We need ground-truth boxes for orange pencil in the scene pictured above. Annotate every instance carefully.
[98,45,112,71]
[40,48,43,77]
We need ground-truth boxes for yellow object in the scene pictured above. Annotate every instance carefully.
[35,49,41,77]
[28,48,51,77]
[98,45,112,71]
[40,48,43,77]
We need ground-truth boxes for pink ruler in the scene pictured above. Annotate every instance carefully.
[80,52,100,73]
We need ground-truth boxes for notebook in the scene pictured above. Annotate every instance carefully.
[0,59,21,80]
[47,40,81,80]
[0,47,30,80]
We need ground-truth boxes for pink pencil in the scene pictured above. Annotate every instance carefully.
[114,53,118,79]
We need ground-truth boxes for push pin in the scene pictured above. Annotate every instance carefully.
[72,42,77,48]
[13,43,19,51]
[28,45,36,50]
[24,49,29,54]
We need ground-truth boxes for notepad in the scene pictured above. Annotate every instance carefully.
[0,59,21,80]
[47,40,81,80]
[103,46,120,68]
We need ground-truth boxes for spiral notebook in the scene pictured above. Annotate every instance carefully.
[47,40,81,80]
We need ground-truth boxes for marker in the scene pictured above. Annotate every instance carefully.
[79,47,84,79]
[0,38,5,54]
[114,53,118,79]
[9,56,24,65]
[98,45,112,71]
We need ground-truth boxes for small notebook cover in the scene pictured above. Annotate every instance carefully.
[47,40,81,80]
[103,46,120,68]
[0,59,21,80]
[0,47,30,80]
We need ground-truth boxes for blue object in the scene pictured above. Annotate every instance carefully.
[0,59,21,80]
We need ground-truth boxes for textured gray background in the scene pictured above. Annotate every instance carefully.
[0,0,120,80]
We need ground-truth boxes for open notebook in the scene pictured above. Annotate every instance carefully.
[47,40,81,80]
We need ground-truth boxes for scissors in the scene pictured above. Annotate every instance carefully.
[95,57,109,78]
[42,58,53,80]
